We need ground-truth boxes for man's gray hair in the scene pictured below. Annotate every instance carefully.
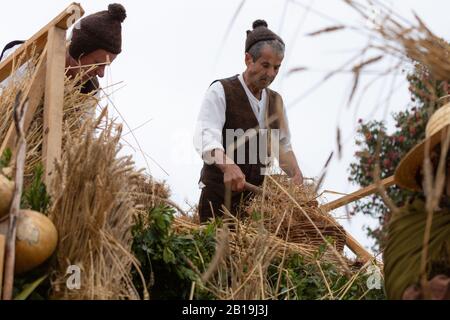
[247,39,285,61]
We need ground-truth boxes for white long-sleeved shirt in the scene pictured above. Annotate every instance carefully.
[193,74,292,159]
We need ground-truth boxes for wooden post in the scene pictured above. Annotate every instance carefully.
[42,26,66,187]
[0,234,5,298]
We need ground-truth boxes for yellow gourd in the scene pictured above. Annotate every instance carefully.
[0,174,14,218]
[0,209,58,274]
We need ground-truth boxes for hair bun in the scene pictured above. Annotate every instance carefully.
[252,19,268,29]
[108,3,127,23]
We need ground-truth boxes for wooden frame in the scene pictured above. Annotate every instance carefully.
[0,3,84,300]
[42,26,67,186]
[0,3,84,186]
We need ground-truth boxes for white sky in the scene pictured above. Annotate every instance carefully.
[2,0,449,254]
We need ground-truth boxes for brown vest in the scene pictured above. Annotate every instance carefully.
[200,74,284,187]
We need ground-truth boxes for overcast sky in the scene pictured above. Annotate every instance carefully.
[2,0,449,254]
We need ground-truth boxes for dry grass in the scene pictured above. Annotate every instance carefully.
[245,175,347,254]
[170,174,377,300]
[173,209,376,300]
[48,110,145,300]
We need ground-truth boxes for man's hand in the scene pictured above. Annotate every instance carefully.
[279,150,304,186]
[210,149,246,192]
[291,169,304,186]
[223,164,246,192]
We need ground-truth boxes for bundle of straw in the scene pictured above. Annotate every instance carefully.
[173,211,358,300]
[48,111,144,300]
[245,175,347,253]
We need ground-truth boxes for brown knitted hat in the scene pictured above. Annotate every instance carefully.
[69,3,127,59]
[245,19,284,52]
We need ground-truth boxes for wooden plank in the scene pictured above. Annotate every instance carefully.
[0,234,5,299]
[42,26,66,187]
[321,176,396,211]
[0,2,84,83]
[346,233,374,263]
[0,49,47,157]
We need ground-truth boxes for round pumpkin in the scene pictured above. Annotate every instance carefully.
[0,209,58,274]
[0,174,14,218]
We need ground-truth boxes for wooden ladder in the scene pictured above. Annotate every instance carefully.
[0,2,85,187]
[0,2,84,299]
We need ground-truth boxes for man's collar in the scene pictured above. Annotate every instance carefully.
[238,73,266,102]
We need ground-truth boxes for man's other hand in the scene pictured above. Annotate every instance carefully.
[223,164,246,192]
[291,170,304,186]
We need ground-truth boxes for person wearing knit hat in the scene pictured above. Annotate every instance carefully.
[245,19,285,53]
[0,3,126,94]
[66,3,127,93]
[194,20,304,223]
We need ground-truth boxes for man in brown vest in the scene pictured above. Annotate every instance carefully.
[194,20,304,223]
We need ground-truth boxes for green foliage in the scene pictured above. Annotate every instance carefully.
[348,63,447,252]
[10,162,52,299]
[131,205,217,299]
[268,253,385,300]
[21,164,51,213]
[12,263,53,300]
[0,148,12,171]
[14,274,48,300]
[131,206,385,300]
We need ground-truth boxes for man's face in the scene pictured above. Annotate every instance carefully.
[245,45,283,90]
[69,49,118,81]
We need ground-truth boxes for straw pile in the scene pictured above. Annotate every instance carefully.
[48,111,143,300]
[245,175,347,253]
[173,214,321,262]
[172,175,351,272]
[24,74,99,183]
[172,206,363,300]
[1,50,149,299]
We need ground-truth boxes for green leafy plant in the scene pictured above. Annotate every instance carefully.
[131,206,217,299]
[268,253,385,300]
[0,148,12,172]
[10,162,52,299]
[14,274,48,300]
[21,164,51,213]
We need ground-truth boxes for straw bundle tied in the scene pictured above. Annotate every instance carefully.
[48,110,144,300]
